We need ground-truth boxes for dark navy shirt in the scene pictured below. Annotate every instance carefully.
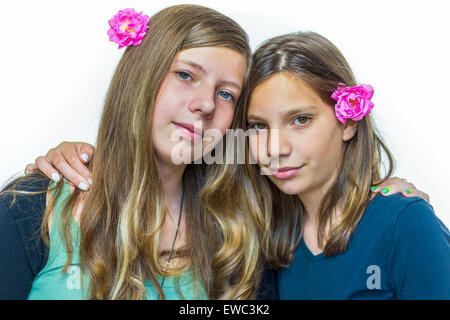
[279,194,450,299]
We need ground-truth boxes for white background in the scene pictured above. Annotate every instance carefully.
[1,0,449,225]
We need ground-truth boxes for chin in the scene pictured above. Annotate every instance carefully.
[269,179,304,196]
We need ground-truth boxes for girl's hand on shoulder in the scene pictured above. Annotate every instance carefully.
[25,141,95,191]
[371,177,430,202]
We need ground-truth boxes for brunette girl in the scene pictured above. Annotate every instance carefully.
[240,32,449,299]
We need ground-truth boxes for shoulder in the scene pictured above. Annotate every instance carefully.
[0,174,51,220]
[391,195,449,242]
[364,193,438,228]
[0,174,51,247]
[359,193,449,249]
[370,193,447,234]
[368,193,449,258]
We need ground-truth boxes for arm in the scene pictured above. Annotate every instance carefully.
[0,178,50,299]
[0,200,35,299]
[25,141,95,191]
[27,141,431,201]
[388,199,450,299]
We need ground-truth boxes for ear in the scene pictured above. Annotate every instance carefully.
[342,119,358,142]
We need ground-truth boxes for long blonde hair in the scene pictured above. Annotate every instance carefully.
[1,4,263,299]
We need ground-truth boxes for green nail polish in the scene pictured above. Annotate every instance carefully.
[381,187,391,194]
[405,189,413,194]
[371,186,378,191]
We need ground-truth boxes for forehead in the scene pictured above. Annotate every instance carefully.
[248,72,324,115]
[174,46,247,74]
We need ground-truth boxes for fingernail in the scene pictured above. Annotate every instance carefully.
[381,187,391,194]
[78,182,88,191]
[404,189,413,194]
[371,186,378,191]
[81,153,89,162]
[88,178,92,185]
[52,173,61,182]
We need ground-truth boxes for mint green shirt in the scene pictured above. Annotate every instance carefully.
[27,181,207,300]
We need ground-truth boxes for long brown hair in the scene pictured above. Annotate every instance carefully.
[1,4,262,299]
[234,31,395,267]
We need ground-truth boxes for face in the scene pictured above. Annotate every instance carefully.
[152,46,247,166]
[247,72,357,200]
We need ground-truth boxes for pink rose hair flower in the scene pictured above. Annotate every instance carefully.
[331,83,374,124]
[107,8,150,49]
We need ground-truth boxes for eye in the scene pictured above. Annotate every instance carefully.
[248,122,268,131]
[217,90,234,101]
[293,115,311,126]
[177,71,192,80]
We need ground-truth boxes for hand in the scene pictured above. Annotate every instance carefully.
[371,177,430,203]
[24,141,95,191]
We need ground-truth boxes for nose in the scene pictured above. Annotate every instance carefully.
[188,84,216,118]
[268,128,291,159]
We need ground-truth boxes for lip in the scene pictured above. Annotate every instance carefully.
[272,165,304,180]
[173,122,203,141]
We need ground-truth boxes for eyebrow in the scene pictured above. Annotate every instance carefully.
[178,59,206,73]
[220,80,242,91]
[177,59,242,91]
[247,105,318,121]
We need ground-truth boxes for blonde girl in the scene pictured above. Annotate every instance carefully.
[0,4,261,300]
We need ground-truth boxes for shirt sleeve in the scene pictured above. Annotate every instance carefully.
[0,177,50,299]
[388,199,450,299]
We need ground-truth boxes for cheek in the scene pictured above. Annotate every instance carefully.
[212,107,234,134]
[151,88,181,154]
[151,103,170,144]
[247,132,274,172]
[152,79,189,126]
[306,126,344,170]
[248,136,257,162]
[306,138,329,161]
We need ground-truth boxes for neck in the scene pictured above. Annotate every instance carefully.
[298,185,343,254]
[299,192,324,227]
[157,158,186,219]
[297,177,341,228]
